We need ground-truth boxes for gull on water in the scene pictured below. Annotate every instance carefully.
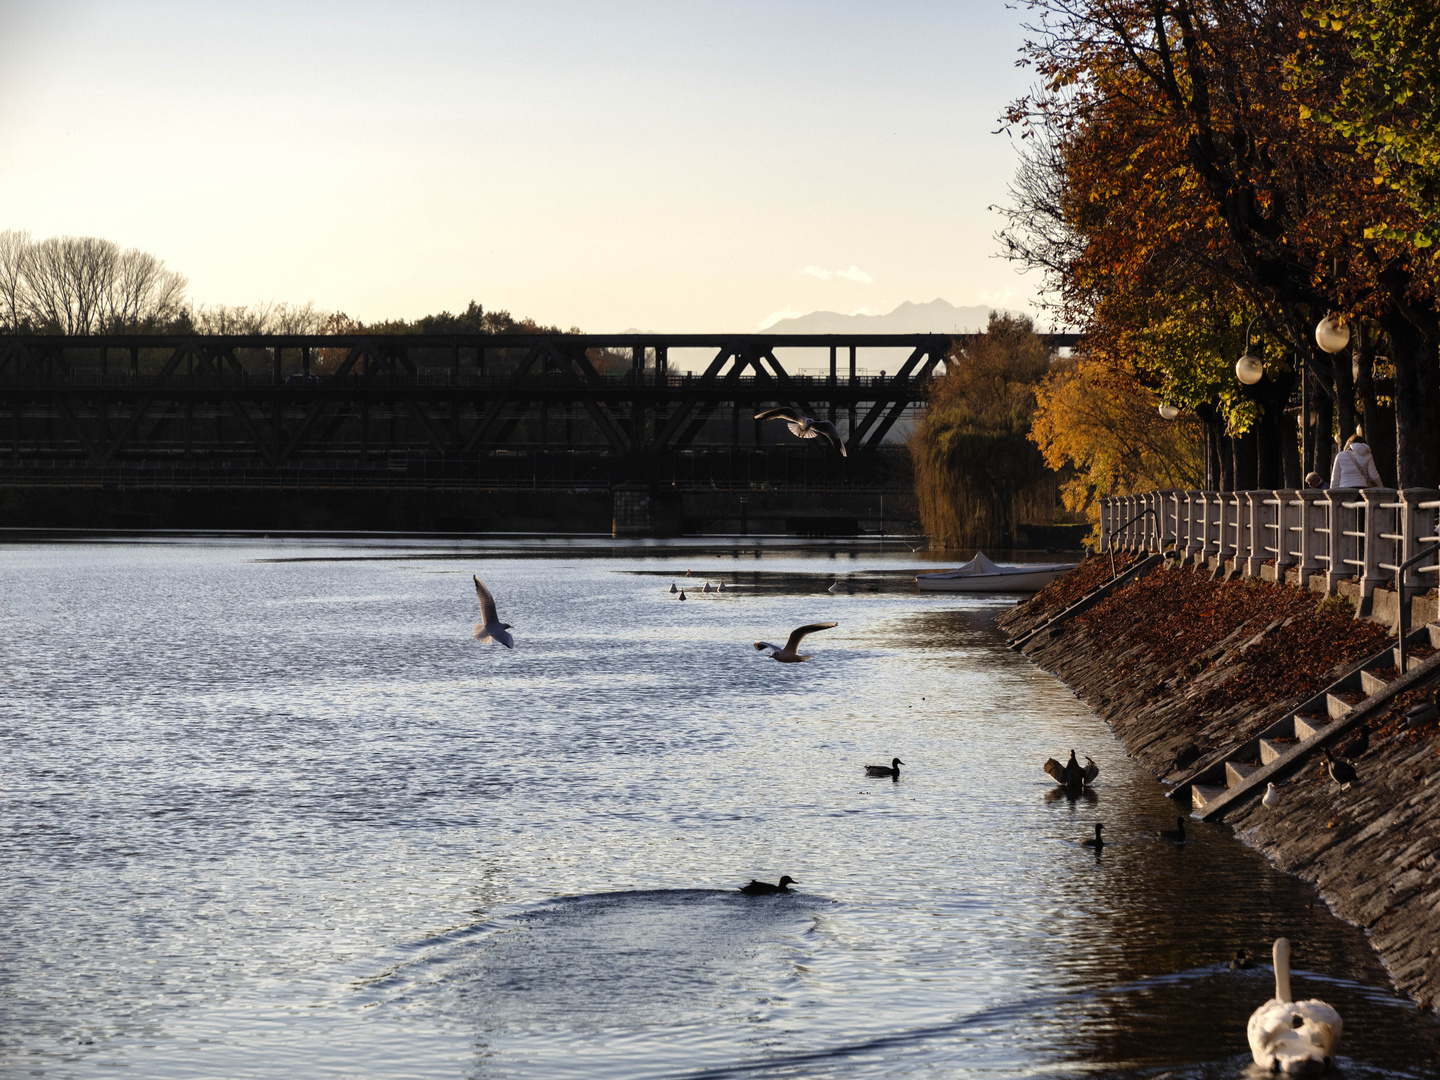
[753,407,847,456]
[472,576,514,649]
[754,622,838,663]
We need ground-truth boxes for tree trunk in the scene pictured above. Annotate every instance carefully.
[1283,412,1302,488]
[1309,363,1335,480]
[1233,429,1258,490]
[1386,312,1440,487]
[1256,369,1295,488]
[1354,321,1395,485]
[1328,347,1356,455]
[1219,433,1235,491]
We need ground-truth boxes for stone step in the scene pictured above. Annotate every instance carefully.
[1225,760,1258,786]
[1297,713,1332,740]
[1326,693,1354,721]
[1258,738,1288,765]
[1191,783,1228,811]
[1428,623,1440,648]
[1361,669,1392,696]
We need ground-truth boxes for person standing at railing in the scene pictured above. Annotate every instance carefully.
[1330,432,1383,489]
[1304,472,1328,490]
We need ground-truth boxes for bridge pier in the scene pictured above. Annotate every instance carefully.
[612,484,653,537]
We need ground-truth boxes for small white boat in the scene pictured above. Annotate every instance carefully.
[916,551,1074,593]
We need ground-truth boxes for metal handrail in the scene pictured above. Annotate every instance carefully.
[1106,508,1161,578]
[1396,539,1440,675]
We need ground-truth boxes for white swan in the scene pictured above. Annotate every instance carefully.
[1247,937,1342,1075]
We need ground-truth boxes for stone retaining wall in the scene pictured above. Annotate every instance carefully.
[1001,562,1440,1007]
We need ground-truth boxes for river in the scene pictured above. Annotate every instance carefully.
[3,537,1438,1078]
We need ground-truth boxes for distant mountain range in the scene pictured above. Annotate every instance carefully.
[763,298,1000,334]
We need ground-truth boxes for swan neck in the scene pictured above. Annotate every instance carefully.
[1273,938,1292,1003]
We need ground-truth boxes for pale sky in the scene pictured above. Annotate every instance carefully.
[0,1,1046,332]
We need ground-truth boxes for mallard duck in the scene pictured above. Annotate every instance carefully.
[1158,817,1187,842]
[1080,822,1104,848]
[1231,948,1253,970]
[1044,750,1086,788]
[1247,937,1342,1074]
[739,876,796,895]
[865,758,903,778]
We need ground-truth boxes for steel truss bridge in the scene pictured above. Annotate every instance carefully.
[0,331,1077,492]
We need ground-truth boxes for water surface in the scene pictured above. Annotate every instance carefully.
[3,538,1438,1078]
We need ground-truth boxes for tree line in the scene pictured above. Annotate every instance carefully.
[998,0,1440,493]
[0,229,564,342]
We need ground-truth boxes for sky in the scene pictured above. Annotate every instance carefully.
[0,1,1049,332]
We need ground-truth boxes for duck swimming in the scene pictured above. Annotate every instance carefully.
[1231,948,1253,970]
[865,758,903,778]
[739,876,796,895]
[1158,817,1187,842]
[1081,822,1104,848]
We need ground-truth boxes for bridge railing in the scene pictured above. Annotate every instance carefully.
[1100,489,1440,601]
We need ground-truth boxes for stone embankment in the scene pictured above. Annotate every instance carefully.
[1000,559,1440,1007]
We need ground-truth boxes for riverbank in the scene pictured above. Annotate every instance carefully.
[1001,560,1440,1008]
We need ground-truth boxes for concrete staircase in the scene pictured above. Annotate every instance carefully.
[1173,622,1440,821]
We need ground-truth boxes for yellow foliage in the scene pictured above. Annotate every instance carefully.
[1030,355,1206,536]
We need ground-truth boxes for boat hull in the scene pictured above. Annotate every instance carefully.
[915,567,1071,593]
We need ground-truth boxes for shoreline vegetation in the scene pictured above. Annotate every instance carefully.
[1001,561,1440,1008]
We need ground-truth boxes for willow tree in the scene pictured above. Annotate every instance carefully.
[910,314,1066,548]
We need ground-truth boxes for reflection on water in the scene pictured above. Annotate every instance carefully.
[2,538,1438,1079]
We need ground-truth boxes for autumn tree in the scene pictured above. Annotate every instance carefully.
[1003,0,1440,486]
[911,314,1072,547]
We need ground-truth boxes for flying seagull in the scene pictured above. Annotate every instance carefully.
[754,622,838,663]
[472,576,514,649]
[754,407,847,456]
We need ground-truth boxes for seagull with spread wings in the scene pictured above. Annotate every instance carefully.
[472,575,514,649]
[754,407,847,456]
[754,621,838,663]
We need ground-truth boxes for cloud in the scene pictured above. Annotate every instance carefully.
[801,265,873,284]
[758,306,803,330]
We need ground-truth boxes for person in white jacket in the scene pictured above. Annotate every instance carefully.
[1330,433,1384,488]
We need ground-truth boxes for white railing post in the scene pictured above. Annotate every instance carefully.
[1162,490,1178,553]
[1099,496,1112,551]
[1295,489,1326,587]
[1242,491,1267,577]
[1184,490,1204,562]
[1216,492,1235,569]
[1400,488,1440,599]
[1326,489,1360,594]
[1359,488,1396,604]
[1274,489,1299,581]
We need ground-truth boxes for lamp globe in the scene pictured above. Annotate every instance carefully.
[1316,313,1351,354]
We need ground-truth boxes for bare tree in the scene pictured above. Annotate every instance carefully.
[2,233,189,334]
[102,247,187,332]
[0,230,31,331]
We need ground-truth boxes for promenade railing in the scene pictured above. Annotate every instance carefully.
[1099,489,1440,604]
